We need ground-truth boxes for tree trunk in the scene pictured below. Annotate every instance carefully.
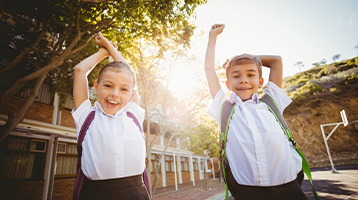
[151,133,176,195]
[0,73,47,143]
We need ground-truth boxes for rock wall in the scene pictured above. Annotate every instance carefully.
[284,97,358,168]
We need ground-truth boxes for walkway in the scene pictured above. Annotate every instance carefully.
[152,164,358,200]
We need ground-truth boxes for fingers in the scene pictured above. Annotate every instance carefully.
[110,41,118,49]
[211,23,225,30]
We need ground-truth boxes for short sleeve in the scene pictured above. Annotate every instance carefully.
[207,89,228,124]
[71,99,92,130]
[264,81,292,113]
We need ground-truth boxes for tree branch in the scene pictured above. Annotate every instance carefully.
[0,73,48,143]
[0,30,46,76]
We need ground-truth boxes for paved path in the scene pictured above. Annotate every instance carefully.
[302,165,358,200]
[153,164,358,200]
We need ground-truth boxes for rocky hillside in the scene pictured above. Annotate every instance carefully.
[263,57,358,167]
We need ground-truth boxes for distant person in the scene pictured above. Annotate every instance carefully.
[72,32,150,200]
[204,24,308,200]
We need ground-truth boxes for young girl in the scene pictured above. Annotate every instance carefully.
[72,33,150,200]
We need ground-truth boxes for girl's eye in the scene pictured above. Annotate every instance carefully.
[121,88,128,92]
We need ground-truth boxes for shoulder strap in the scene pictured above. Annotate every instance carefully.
[220,100,235,200]
[74,110,95,200]
[77,110,96,147]
[259,94,319,200]
[126,111,151,197]
[259,94,296,146]
[126,111,143,134]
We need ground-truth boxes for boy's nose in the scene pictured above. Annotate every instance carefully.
[239,78,248,83]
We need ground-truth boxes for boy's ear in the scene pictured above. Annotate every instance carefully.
[94,79,99,94]
[258,77,264,88]
[226,81,232,91]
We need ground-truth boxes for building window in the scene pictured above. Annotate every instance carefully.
[165,155,174,172]
[55,143,77,177]
[193,158,198,171]
[181,157,189,171]
[0,136,46,180]
[150,154,161,174]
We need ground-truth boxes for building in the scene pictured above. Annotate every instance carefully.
[0,84,219,200]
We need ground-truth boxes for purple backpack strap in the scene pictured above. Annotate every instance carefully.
[73,110,95,200]
[127,111,151,197]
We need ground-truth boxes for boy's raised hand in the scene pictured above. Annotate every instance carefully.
[209,24,225,38]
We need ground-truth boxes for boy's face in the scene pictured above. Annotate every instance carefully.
[226,63,263,101]
[94,69,136,115]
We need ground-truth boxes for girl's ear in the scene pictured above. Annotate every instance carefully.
[94,79,99,94]
[226,81,232,91]
[258,77,264,88]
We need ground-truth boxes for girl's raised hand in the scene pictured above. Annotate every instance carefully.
[95,32,117,49]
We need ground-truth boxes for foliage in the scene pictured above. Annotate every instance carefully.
[180,114,220,158]
[288,81,323,104]
[0,0,207,143]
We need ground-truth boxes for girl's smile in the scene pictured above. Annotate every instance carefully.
[94,69,136,115]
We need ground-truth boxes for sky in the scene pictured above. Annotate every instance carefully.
[167,0,358,97]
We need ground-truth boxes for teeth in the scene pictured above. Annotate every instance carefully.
[108,100,119,104]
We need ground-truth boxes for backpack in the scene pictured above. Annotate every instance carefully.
[220,94,319,200]
[73,110,151,200]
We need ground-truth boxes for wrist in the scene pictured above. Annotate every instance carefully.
[98,48,109,57]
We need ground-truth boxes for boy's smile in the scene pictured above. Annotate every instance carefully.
[94,70,136,115]
[226,63,263,101]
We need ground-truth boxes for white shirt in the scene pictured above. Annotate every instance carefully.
[208,81,302,186]
[72,100,145,180]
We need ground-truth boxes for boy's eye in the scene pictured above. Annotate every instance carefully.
[248,74,255,77]
[104,84,111,88]
[121,88,129,92]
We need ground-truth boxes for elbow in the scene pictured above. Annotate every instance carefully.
[73,65,86,75]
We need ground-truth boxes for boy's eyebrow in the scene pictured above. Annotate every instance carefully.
[230,69,258,74]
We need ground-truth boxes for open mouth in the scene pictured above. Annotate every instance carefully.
[106,100,119,108]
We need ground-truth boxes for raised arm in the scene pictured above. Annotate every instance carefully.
[204,24,225,98]
[95,32,128,64]
[258,55,283,88]
[73,48,108,110]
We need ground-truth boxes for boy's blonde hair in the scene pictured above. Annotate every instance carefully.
[97,61,136,87]
[224,54,262,78]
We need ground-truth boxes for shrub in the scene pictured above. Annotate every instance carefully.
[324,65,338,75]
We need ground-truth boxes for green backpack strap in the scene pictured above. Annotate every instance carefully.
[220,100,235,200]
[259,94,319,200]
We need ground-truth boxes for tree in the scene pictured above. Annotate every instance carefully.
[0,0,207,142]
[294,61,304,72]
[312,58,327,67]
[332,54,341,62]
[130,40,209,194]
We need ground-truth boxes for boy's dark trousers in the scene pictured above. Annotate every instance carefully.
[226,164,308,200]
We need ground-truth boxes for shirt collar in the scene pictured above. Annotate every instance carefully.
[229,92,259,106]
[94,101,127,117]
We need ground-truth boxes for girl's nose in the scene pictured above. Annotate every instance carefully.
[110,89,119,97]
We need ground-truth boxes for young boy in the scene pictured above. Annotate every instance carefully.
[204,24,308,200]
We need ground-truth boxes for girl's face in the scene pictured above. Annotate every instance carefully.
[94,69,136,115]
[226,63,263,101]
